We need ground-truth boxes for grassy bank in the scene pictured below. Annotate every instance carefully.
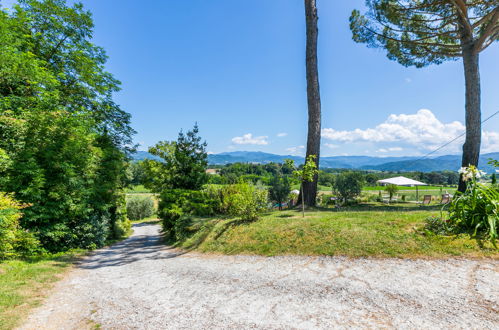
[174,205,498,258]
[0,252,82,329]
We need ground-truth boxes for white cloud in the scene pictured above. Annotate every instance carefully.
[377,147,403,153]
[325,143,339,149]
[405,78,412,83]
[286,145,305,155]
[482,131,499,153]
[322,109,499,155]
[277,132,288,137]
[231,133,269,145]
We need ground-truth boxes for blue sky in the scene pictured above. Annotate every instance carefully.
[2,0,498,156]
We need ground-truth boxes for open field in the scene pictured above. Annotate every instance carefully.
[174,206,498,258]
[125,185,151,194]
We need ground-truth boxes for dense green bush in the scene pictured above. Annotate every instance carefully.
[126,196,155,221]
[0,193,40,259]
[219,183,268,221]
[112,195,131,238]
[333,172,364,203]
[268,175,291,210]
[158,189,217,234]
[448,166,498,245]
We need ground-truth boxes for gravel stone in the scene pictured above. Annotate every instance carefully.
[19,223,499,329]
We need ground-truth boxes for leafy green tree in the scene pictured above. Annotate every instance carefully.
[292,155,319,217]
[269,175,291,210]
[333,172,364,203]
[128,161,147,186]
[318,171,335,187]
[350,0,499,192]
[0,1,132,251]
[384,184,399,202]
[144,124,208,192]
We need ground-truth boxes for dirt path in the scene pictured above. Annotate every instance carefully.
[19,223,499,329]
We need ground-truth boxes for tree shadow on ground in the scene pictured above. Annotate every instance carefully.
[76,223,188,270]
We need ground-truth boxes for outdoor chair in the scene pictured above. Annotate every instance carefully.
[440,194,451,204]
[421,195,432,206]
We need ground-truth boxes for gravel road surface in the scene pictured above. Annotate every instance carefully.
[19,223,499,329]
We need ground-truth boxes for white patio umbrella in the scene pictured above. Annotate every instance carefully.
[376,176,427,201]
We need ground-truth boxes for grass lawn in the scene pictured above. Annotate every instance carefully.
[0,252,82,330]
[126,185,151,193]
[175,204,498,258]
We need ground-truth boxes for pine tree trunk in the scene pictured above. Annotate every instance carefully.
[302,0,321,206]
[458,47,481,192]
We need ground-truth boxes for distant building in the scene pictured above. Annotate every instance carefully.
[205,168,219,175]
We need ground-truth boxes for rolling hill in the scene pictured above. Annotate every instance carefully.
[132,151,499,173]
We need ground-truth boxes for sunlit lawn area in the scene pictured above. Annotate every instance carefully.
[125,184,151,193]
[0,253,81,330]
[175,204,498,258]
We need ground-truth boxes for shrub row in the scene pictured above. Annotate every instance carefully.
[158,183,268,240]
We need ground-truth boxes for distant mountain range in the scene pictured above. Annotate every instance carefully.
[132,150,499,173]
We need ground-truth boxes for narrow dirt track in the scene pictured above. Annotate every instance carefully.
[19,223,499,329]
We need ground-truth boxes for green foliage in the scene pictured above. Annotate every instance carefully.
[218,183,268,221]
[144,124,208,192]
[292,155,319,215]
[268,175,291,208]
[333,172,364,202]
[158,189,217,235]
[128,161,147,186]
[0,193,41,260]
[0,1,132,252]
[423,216,452,236]
[112,194,131,238]
[384,184,399,201]
[126,196,155,221]
[447,166,499,245]
[350,1,498,67]
[293,155,319,183]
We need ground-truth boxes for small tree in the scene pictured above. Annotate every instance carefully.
[333,172,364,203]
[384,184,399,202]
[292,155,319,217]
[492,173,497,185]
[269,175,291,210]
[143,124,208,192]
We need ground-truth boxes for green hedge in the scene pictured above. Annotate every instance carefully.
[0,193,41,259]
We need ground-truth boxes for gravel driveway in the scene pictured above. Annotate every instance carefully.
[19,223,499,329]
